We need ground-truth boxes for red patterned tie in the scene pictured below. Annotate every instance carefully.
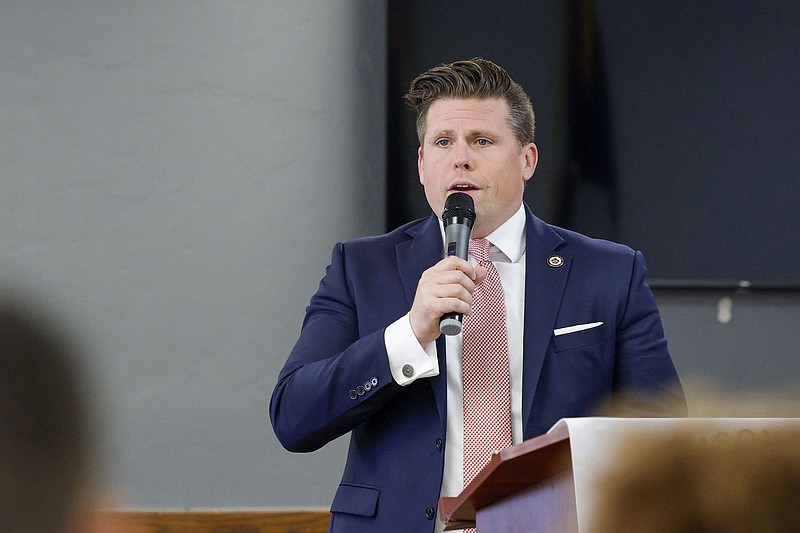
[462,238,513,497]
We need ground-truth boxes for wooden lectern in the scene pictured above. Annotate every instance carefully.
[439,417,800,532]
[438,423,576,532]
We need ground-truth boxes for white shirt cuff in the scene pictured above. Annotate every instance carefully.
[385,313,439,385]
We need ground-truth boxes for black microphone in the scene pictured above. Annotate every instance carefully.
[439,192,476,336]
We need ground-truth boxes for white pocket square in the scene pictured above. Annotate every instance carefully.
[553,322,603,336]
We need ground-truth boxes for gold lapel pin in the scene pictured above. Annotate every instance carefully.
[547,255,564,268]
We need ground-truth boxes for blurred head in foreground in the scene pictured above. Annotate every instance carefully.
[591,426,800,533]
[0,295,97,533]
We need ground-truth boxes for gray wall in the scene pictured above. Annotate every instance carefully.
[1,0,798,512]
[659,291,800,400]
[1,1,385,507]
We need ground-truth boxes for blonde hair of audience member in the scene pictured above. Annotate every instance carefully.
[0,296,126,533]
[590,427,800,533]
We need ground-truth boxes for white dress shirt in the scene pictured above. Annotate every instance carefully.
[385,205,527,533]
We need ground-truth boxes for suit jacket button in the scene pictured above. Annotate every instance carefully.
[402,364,414,378]
[348,389,358,400]
[363,380,372,391]
[371,377,379,386]
[436,438,443,451]
[356,385,365,396]
[426,506,435,520]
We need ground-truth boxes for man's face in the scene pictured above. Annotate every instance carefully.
[417,98,538,239]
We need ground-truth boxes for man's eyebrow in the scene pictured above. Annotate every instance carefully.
[429,129,455,138]
[428,128,497,139]
[467,129,497,138]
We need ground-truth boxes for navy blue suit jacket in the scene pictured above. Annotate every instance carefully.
[270,205,685,532]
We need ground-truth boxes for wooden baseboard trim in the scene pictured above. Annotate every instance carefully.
[93,508,330,533]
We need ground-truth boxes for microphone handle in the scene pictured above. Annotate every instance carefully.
[440,312,464,336]
[439,221,472,336]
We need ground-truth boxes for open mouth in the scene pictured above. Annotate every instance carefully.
[450,184,478,192]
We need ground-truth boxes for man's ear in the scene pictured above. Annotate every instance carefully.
[522,143,538,182]
[417,146,425,185]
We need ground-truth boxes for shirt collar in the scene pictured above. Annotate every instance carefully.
[484,204,526,263]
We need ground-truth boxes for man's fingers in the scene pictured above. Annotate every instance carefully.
[408,256,487,345]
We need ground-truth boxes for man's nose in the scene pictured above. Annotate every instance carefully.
[452,142,472,171]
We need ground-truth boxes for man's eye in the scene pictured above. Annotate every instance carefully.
[476,138,490,146]
[435,139,450,147]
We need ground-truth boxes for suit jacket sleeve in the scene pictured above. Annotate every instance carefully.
[612,250,687,415]
[269,241,405,453]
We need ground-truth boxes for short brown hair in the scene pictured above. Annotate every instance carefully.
[591,428,800,533]
[403,58,535,146]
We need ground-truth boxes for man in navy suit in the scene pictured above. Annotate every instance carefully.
[270,58,685,532]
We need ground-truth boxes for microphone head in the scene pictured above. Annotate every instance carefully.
[442,192,476,223]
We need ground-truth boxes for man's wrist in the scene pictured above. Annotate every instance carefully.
[385,313,439,385]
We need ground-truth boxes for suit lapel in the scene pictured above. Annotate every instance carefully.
[395,215,449,430]
[397,214,442,308]
[521,206,569,437]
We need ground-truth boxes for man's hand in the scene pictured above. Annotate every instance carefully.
[408,256,487,345]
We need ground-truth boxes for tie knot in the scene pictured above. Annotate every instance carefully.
[469,238,492,263]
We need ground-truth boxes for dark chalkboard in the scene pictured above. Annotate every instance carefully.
[387,0,800,288]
